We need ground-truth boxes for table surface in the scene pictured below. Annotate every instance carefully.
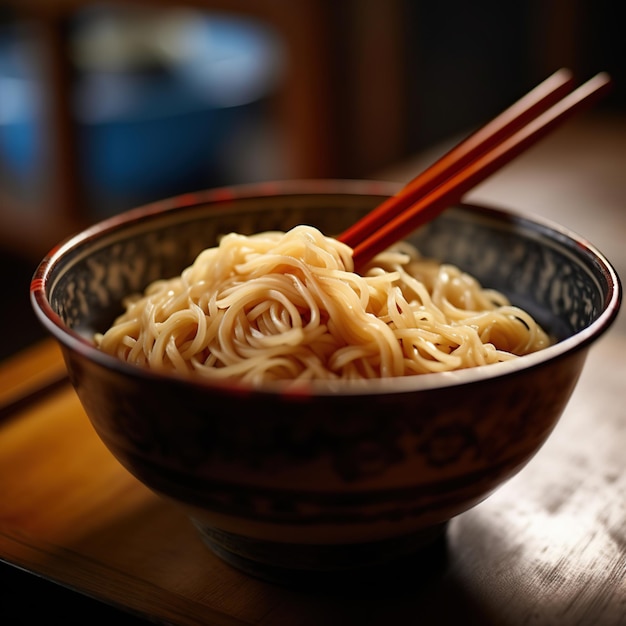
[1,113,625,625]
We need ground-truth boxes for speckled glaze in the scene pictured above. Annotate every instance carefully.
[31,180,621,581]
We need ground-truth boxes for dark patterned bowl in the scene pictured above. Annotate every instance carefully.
[31,180,621,583]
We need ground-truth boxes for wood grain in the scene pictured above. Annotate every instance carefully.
[0,338,68,416]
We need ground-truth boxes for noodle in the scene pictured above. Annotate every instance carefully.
[95,225,551,383]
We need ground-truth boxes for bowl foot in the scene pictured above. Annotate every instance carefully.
[192,520,449,587]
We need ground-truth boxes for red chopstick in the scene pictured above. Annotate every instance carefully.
[347,71,612,270]
[340,68,576,249]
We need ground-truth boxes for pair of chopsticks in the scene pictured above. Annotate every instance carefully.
[340,69,612,270]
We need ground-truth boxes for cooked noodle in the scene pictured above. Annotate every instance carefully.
[95,225,551,384]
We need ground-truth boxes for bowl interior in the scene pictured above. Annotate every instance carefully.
[42,186,615,351]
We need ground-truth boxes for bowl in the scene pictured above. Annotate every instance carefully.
[30,180,622,583]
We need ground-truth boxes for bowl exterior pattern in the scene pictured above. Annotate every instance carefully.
[63,342,587,543]
[33,182,621,574]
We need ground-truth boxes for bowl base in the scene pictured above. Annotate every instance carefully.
[192,520,450,587]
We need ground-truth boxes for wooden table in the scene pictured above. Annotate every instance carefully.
[1,113,625,625]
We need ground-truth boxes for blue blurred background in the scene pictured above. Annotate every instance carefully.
[0,5,286,216]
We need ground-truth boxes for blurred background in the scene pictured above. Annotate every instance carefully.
[1,0,624,359]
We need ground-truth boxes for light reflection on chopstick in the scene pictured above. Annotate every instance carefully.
[344,70,612,270]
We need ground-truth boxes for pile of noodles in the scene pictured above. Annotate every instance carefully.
[95,225,551,384]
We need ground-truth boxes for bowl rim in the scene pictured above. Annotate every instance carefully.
[30,179,623,397]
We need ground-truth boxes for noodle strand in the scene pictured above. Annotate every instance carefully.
[95,225,551,382]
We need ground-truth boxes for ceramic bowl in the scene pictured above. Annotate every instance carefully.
[31,180,621,583]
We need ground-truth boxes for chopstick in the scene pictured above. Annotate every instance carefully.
[345,71,612,270]
[339,68,575,249]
